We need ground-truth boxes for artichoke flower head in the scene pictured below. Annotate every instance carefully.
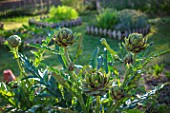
[125,33,148,53]
[53,27,75,47]
[111,86,125,100]
[82,69,112,96]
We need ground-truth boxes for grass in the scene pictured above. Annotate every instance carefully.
[0,13,170,81]
[0,15,44,30]
[146,17,170,66]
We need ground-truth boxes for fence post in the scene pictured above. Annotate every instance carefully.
[117,31,121,40]
[112,30,116,39]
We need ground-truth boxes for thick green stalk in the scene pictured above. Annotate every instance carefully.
[64,47,88,113]
[133,53,137,64]
[64,47,71,63]
[13,47,27,77]
[109,101,121,113]
[71,72,88,113]
[77,94,88,113]
[122,67,131,87]
[107,100,121,113]
[95,96,101,113]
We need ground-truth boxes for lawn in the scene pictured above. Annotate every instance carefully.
[0,14,170,80]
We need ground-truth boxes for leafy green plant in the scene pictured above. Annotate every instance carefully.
[96,8,118,29]
[94,9,148,31]
[61,0,87,14]
[115,9,148,31]
[48,6,79,22]
[100,0,170,16]
[152,64,164,76]
[0,28,170,112]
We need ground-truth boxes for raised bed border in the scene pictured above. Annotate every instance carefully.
[0,22,4,29]
[28,17,82,28]
[86,25,150,40]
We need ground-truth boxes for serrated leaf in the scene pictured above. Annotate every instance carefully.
[122,83,168,110]
[90,47,99,69]
[103,47,108,73]
[97,56,103,70]
[74,34,83,61]
[21,75,40,81]
[28,43,59,54]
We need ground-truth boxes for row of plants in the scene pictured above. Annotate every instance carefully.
[0,27,169,112]
[100,0,170,16]
[92,9,148,31]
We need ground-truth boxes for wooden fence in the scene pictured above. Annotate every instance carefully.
[28,18,82,28]
[0,0,61,17]
[86,25,150,40]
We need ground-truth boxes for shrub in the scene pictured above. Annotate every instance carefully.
[48,6,79,22]
[100,0,170,15]
[115,9,148,31]
[94,9,148,31]
[61,0,88,14]
[96,8,118,29]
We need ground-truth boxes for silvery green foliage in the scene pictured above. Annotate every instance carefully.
[1,31,169,113]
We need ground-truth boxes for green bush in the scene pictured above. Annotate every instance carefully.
[94,9,148,31]
[115,9,148,31]
[100,0,170,15]
[48,6,79,22]
[61,0,87,14]
[96,8,118,29]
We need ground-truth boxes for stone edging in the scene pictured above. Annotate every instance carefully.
[86,25,150,40]
[28,18,82,28]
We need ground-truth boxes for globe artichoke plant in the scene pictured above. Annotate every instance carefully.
[1,28,169,113]
[125,33,148,53]
[53,27,75,47]
[82,70,112,96]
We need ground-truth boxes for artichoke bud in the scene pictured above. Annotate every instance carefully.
[124,53,133,64]
[125,33,148,53]
[82,70,112,96]
[68,62,74,71]
[111,86,125,100]
[7,35,21,48]
[53,27,75,47]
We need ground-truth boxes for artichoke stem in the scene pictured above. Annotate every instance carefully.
[64,47,71,64]
[13,47,26,77]
[70,71,88,113]
[95,96,101,113]
[133,53,137,64]
[109,100,121,113]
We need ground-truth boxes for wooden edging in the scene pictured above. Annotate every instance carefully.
[86,25,150,40]
[0,22,4,29]
[28,17,82,28]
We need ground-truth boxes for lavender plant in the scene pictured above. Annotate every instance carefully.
[0,27,170,113]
